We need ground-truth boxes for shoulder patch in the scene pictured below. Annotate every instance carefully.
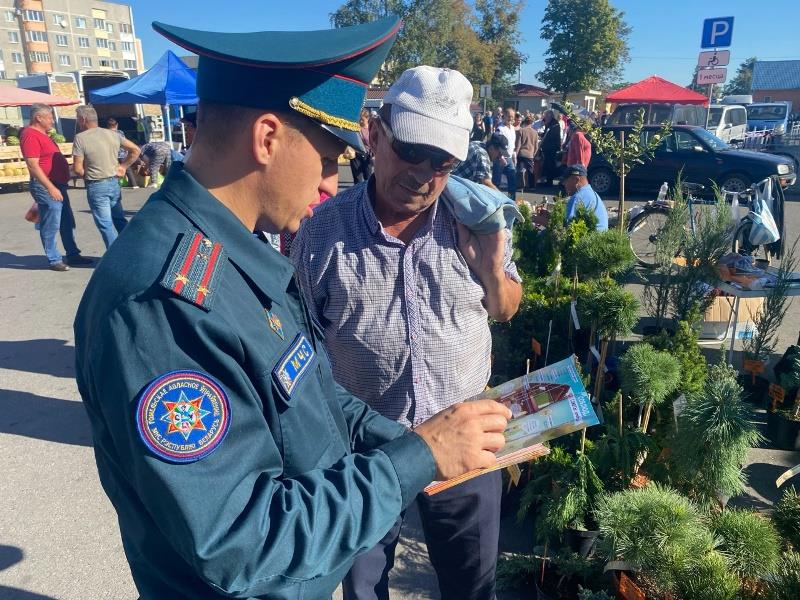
[136,370,231,463]
[160,230,226,310]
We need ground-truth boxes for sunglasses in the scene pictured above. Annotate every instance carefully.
[377,117,461,174]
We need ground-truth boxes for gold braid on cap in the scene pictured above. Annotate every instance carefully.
[289,97,360,132]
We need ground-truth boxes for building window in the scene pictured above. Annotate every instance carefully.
[99,59,110,67]
[8,31,19,44]
[81,56,92,67]
[5,10,14,22]
[55,34,68,46]
[120,23,132,34]
[52,13,63,25]
[78,37,89,48]
[120,41,133,52]
[11,52,23,64]
[58,54,71,66]
[25,31,48,43]
[96,38,108,49]
[108,41,116,51]
[29,51,50,63]
[111,59,119,69]
[93,18,104,30]
[123,59,136,70]
[23,10,44,22]
[75,17,86,28]
[106,22,114,33]
[764,96,772,102]
[0,71,5,79]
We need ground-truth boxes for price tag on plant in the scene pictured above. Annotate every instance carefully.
[743,359,765,374]
[769,383,785,403]
[531,337,542,356]
[570,300,580,330]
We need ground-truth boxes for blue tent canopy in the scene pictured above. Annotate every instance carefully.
[89,50,197,106]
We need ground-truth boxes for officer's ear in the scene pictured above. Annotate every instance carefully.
[251,112,283,167]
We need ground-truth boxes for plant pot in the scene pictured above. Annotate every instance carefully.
[767,410,800,450]
[564,527,600,558]
[737,374,769,406]
[534,582,557,600]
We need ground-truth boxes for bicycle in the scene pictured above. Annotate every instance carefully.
[626,176,783,267]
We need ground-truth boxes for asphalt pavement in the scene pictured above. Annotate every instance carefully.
[1,173,798,599]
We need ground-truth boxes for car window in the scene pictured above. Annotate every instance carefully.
[708,108,722,127]
[653,131,676,152]
[732,109,747,126]
[674,131,700,151]
[724,110,734,125]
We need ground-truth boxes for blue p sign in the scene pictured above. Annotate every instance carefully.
[701,17,734,48]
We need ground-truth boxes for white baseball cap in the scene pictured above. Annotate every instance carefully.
[383,66,474,161]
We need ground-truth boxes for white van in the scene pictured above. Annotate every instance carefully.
[706,104,748,143]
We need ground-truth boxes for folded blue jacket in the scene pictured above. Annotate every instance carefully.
[441,174,524,234]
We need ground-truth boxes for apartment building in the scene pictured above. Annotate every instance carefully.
[0,0,141,79]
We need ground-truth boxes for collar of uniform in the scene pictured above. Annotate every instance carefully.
[361,179,440,243]
[159,162,294,301]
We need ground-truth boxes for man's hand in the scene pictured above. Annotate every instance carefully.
[414,400,511,481]
[456,223,505,285]
[116,165,126,178]
[48,185,63,202]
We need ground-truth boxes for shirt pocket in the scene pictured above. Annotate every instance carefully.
[261,334,347,478]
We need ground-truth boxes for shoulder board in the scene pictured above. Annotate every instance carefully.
[160,229,226,311]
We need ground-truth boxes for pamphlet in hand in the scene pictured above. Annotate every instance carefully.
[424,356,599,495]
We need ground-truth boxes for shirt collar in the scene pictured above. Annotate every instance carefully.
[158,162,294,302]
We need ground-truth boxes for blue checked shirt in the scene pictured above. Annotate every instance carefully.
[292,182,521,427]
[452,141,493,184]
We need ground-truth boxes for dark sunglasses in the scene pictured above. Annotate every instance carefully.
[377,117,461,174]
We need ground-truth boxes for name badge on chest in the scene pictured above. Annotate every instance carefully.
[272,334,316,400]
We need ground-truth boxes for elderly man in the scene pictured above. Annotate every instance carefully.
[20,103,92,271]
[73,19,510,600]
[72,105,140,248]
[293,66,522,600]
[493,106,517,200]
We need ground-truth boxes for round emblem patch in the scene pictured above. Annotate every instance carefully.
[136,370,231,463]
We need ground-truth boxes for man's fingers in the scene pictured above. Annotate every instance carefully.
[479,413,511,433]
[480,433,507,454]
[468,399,513,420]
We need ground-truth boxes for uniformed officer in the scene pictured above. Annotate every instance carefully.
[74,17,511,600]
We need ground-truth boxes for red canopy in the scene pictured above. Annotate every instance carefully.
[0,85,79,107]
[606,76,708,106]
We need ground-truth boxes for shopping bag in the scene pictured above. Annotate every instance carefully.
[24,202,40,224]
[748,194,780,246]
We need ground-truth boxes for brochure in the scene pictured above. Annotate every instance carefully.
[424,356,599,495]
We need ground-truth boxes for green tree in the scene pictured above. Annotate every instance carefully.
[538,0,631,100]
[330,0,523,92]
[723,57,757,96]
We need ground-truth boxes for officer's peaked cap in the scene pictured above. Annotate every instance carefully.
[152,17,401,152]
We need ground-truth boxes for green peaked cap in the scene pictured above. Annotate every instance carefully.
[152,17,401,151]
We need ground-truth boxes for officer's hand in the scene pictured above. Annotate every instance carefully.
[415,400,511,481]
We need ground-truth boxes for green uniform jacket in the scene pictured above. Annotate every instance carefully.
[74,163,436,599]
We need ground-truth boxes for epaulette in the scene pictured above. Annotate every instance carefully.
[160,229,226,311]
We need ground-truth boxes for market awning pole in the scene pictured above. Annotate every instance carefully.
[163,104,173,144]
[179,105,186,149]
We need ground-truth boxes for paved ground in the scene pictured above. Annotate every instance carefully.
[1,173,798,599]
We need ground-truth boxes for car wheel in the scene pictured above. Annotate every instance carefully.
[719,173,751,194]
[589,168,617,195]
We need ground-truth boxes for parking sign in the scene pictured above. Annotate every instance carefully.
[701,17,734,48]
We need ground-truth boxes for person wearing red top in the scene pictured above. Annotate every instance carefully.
[564,119,592,169]
[21,103,91,271]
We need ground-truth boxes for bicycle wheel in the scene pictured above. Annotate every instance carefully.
[627,208,670,268]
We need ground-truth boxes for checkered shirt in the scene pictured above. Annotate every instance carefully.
[452,141,493,183]
[292,182,521,427]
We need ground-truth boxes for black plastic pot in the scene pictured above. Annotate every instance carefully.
[738,374,770,407]
[564,527,600,558]
[535,582,557,600]
[767,411,800,451]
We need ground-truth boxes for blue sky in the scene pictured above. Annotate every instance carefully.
[131,0,798,88]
